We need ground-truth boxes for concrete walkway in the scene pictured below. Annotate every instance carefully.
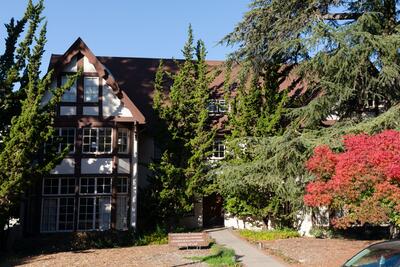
[207,228,287,267]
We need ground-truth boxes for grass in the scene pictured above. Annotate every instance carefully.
[237,229,300,242]
[191,244,240,266]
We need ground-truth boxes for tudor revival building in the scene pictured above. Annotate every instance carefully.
[22,38,226,234]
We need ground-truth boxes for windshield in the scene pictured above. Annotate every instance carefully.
[344,242,400,267]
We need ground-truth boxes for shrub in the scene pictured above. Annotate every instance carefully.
[238,229,300,241]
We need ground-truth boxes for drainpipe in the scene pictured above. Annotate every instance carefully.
[130,122,138,230]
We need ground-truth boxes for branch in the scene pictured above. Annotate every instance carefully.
[320,12,362,20]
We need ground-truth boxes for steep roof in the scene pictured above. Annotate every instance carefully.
[49,43,226,130]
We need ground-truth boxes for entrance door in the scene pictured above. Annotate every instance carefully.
[203,193,224,228]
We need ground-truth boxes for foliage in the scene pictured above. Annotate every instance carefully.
[134,226,168,246]
[213,104,400,228]
[223,0,400,127]
[309,226,335,239]
[191,244,240,267]
[237,229,300,242]
[149,25,216,223]
[304,130,400,228]
[0,0,79,235]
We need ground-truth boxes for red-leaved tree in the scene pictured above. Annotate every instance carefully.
[304,130,400,229]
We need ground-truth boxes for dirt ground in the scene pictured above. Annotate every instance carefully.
[261,237,378,267]
[2,245,210,267]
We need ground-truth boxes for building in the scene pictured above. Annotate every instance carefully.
[22,38,227,234]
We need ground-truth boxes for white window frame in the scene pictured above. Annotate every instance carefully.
[40,197,75,233]
[207,99,227,116]
[211,139,225,160]
[83,77,99,102]
[82,128,113,154]
[117,129,129,153]
[61,75,77,102]
[79,177,112,195]
[43,177,76,196]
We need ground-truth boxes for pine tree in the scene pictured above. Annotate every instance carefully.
[148,26,216,225]
[0,0,79,238]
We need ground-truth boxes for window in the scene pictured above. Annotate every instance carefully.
[80,177,111,195]
[212,139,225,159]
[78,197,111,231]
[61,76,77,102]
[58,198,75,231]
[116,178,128,194]
[43,178,75,195]
[80,178,95,194]
[41,199,57,232]
[83,77,99,102]
[41,198,75,232]
[43,178,59,195]
[59,128,75,153]
[116,196,128,230]
[82,128,112,153]
[207,99,227,115]
[118,129,129,153]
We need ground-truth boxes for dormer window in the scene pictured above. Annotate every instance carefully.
[83,77,99,102]
[207,99,226,116]
[61,76,77,102]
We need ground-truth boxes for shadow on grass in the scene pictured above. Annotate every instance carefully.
[187,244,242,267]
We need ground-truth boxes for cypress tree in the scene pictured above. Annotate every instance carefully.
[149,26,216,225]
[0,0,79,238]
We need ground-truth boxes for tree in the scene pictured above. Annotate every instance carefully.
[304,130,400,230]
[223,0,400,127]
[0,0,78,240]
[148,25,216,225]
[214,0,400,228]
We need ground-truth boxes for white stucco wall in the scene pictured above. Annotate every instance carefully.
[83,56,96,72]
[50,158,75,174]
[81,158,113,174]
[63,56,77,72]
[118,158,130,174]
[102,83,133,117]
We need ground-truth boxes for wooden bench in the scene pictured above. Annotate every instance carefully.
[168,232,211,248]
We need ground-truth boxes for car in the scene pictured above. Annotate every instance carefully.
[343,240,400,267]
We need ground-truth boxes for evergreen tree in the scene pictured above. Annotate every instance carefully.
[148,26,216,225]
[0,0,79,238]
[215,0,400,228]
[223,0,400,127]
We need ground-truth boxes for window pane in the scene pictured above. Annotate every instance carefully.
[97,178,111,194]
[43,178,59,195]
[41,199,58,232]
[116,178,128,193]
[116,196,128,230]
[118,129,129,153]
[59,128,75,152]
[78,197,95,230]
[61,76,77,102]
[60,178,75,194]
[97,197,111,231]
[80,178,95,194]
[58,198,74,231]
[83,77,99,102]
[212,139,225,159]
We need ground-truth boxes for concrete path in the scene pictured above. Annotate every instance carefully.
[207,228,287,267]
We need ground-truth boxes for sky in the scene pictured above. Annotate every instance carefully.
[0,0,250,73]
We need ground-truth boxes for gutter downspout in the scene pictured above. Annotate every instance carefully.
[130,122,138,230]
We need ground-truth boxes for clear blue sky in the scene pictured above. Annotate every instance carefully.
[1,0,250,72]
